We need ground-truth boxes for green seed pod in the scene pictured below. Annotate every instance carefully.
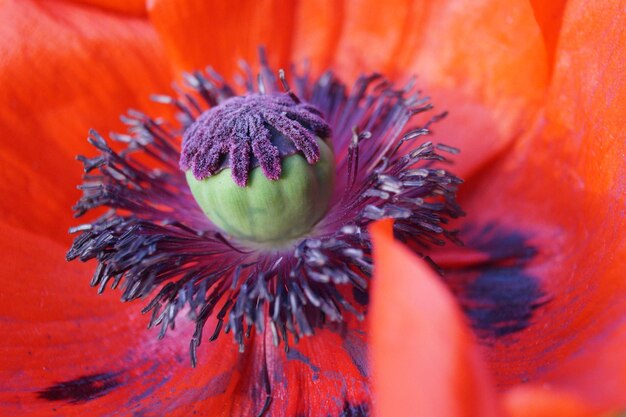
[186,138,335,247]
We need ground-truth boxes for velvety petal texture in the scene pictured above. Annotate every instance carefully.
[445,0,626,410]
[529,0,567,72]
[502,386,596,417]
[149,0,549,180]
[0,0,172,243]
[370,220,500,417]
[332,0,550,179]
[370,221,613,417]
[0,220,369,416]
[148,0,298,76]
[1,0,625,415]
[70,0,147,15]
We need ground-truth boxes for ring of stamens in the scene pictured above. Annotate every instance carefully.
[67,53,463,366]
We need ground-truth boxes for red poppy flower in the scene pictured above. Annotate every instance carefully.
[0,1,624,417]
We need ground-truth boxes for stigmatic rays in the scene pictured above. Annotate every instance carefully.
[67,52,463,365]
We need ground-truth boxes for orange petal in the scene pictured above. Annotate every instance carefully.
[0,219,369,416]
[148,0,297,77]
[331,0,550,179]
[149,1,549,179]
[330,0,416,79]
[447,0,626,410]
[502,386,596,417]
[290,0,345,74]
[0,220,242,416]
[534,319,626,413]
[529,0,567,74]
[68,0,147,15]
[369,219,500,417]
[0,0,172,243]
[222,321,370,416]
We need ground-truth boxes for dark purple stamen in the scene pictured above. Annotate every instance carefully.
[67,51,464,366]
[180,93,331,187]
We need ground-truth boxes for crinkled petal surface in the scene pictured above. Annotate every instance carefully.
[149,0,549,179]
[502,386,597,417]
[0,221,228,415]
[370,220,500,417]
[438,0,626,410]
[0,0,172,243]
[528,0,568,72]
[0,220,369,416]
[69,0,147,15]
[2,0,626,415]
[331,0,550,179]
[147,0,298,75]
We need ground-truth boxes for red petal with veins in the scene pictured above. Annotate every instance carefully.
[148,0,297,76]
[0,219,369,416]
[0,0,172,243]
[331,0,550,179]
[0,221,236,415]
[290,1,345,74]
[68,0,147,15]
[443,0,626,410]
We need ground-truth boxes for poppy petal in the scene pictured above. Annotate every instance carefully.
[528,0,567,73]
[534,319,626,412]
[220,322,370,416]
[150,0,549,179]
[0,220,230,415]
[0,219,366,416]
[148,0,297,76]
[447,0,626,409]
[330,0,416,79]
[68,0,147,15]
[0,0,172,243]
[369,219,500,417]
[502,386,596,417]
[290,1,346,74]
[331,0,549,179]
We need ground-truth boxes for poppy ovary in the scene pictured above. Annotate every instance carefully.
[180,92,336,247]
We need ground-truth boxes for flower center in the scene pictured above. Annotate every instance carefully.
[180,93,335,246]
[67,53,465,362]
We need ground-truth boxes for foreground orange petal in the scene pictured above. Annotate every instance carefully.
[370,221,611,417]
[370,219,500,417]
[0,0,172,243]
